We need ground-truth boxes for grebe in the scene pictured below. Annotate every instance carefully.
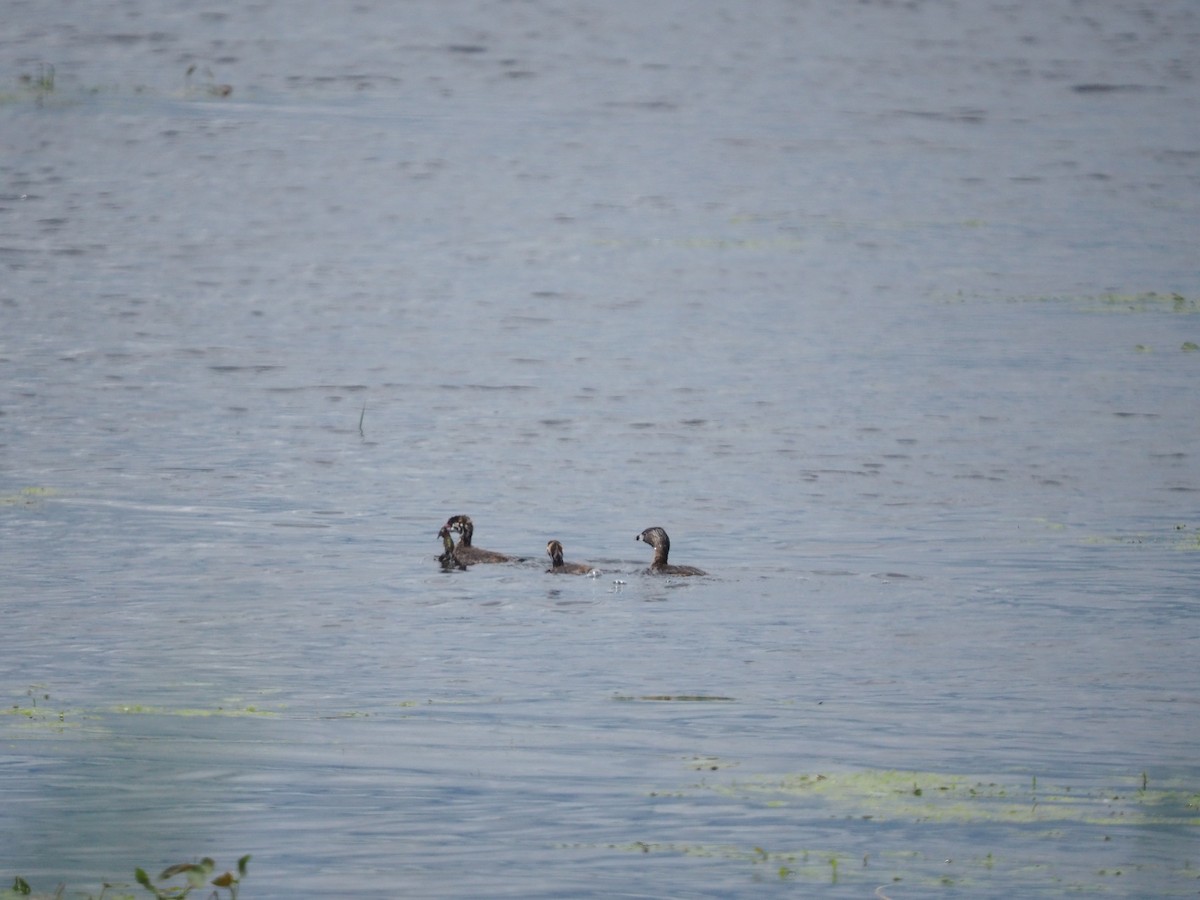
[635,526,706,576]
[545,539,596,575]
[443,514,515,564]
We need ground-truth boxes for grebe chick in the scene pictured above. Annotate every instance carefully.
[635,526,706,576]
[437,525,467,569]
[443,514,515,564]
[545,540,596,575]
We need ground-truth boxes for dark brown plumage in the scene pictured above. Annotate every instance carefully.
[545,540,596,575]
[443,514,516,564]
[635,526,706,576]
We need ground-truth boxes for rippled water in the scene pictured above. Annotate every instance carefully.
[3,1,1199,897]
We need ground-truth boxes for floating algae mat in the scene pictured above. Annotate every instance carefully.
[0,486,59,506]
[707,769,1200,827]
[596,769,1200,894]
[2,694,283,734]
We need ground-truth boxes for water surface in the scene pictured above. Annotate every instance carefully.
[2,1,1198,896]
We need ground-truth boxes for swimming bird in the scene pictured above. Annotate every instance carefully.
[443,514,515,564]
[635,526,706,576]
[545,540,597,575]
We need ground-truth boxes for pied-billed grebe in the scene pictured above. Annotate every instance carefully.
[443,514,516,564]
[437,525,467,569]
[545,539,597,575]
[636,526,706,576]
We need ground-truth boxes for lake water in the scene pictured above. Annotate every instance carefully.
[2,1,1198,897]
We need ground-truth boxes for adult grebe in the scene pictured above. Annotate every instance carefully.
[635,526,706,576]
[443,514,515,564]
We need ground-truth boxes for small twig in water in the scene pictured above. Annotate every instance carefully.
[358,402,366,437]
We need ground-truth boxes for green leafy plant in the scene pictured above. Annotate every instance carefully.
[4,856,249,900]
[135,856,250,900]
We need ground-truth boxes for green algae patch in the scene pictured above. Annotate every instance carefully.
[580,838,1010,892]
[3,685,293,734]
[939,290,1199,314]
[2,699,284,732]
[1,705,73,733]
[587,769,1200,892]
[1091,291,1197,313]
[1078,523,1200,551]
[580,841,851,883]
[0,486,60,506]
[1018,290,1197,314]
[705,769,1200,828]
[1170,524,1200,550]
[1039,518,1200,551]
[2,688,418,735]
[108,704,280,718]
[2,686,76,732]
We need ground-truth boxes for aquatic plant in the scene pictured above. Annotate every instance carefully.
[3,686,68,732]
[136,855,250,899]
[590,768,1200,892]
[0,487,58,507]
[937,290,1198,314]
[3,856,250,900]
[5,688,282,734]
[1066,291,1195,313]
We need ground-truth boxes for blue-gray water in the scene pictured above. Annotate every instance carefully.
[2,1,1198,897]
